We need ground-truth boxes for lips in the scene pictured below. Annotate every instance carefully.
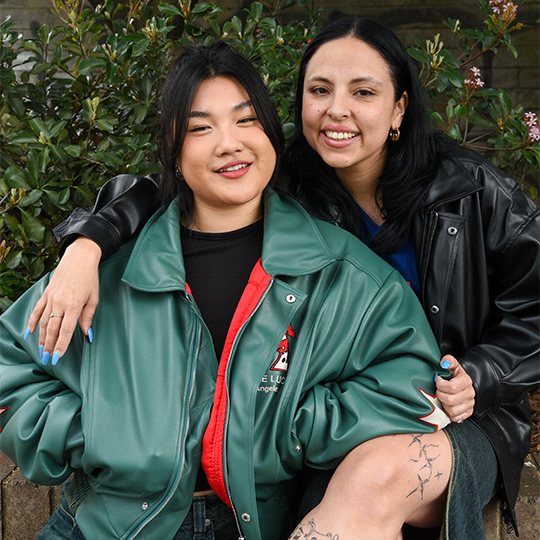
[215,161,251,179]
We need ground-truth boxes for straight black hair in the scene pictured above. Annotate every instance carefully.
[284,16,439,254]
[159,41,285,219]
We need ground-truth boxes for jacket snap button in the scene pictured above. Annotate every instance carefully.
[295,444,302,452]
[286,294,296,303]
[447,226,458,235]
[241,513,251,522]
[430,305,440,314]
[142,502,148,510]
[205,518,211,527]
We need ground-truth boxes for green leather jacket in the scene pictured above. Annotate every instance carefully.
[0,189,449,540]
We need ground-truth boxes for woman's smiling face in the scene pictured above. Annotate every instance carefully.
[178,76,276,231]
[301,37,407,185]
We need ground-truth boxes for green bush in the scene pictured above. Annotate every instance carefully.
[0,0,538,311]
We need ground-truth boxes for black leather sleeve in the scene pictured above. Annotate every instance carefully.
[53,174,160,260]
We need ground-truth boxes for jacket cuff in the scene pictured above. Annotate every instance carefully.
[54,209,121,260]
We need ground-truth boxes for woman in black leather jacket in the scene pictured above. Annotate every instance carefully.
[26,17,539,540]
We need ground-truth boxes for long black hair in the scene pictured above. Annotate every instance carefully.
[284,16,439,254]
[159,41,285,219]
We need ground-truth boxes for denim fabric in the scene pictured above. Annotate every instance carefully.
[441,419,500,540]
[171,494,238,540]
[37,484,238,540]
[36,481,85,540]
[296,420,500,540]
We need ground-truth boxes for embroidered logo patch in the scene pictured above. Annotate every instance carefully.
[271,325,296,372]
[258,325,295,394]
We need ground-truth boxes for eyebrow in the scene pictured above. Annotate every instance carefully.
[306,76,383,87]
[188,100,253,118]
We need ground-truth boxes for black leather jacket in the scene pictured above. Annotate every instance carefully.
[54,145,539,532]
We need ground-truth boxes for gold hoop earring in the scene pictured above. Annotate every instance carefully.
[389,127,400,142]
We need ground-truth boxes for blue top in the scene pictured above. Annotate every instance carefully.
[356,205,421,298]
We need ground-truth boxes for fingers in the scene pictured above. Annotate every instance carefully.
[25,294,48,337]
[435,354,475,423]
[24,235,102,365]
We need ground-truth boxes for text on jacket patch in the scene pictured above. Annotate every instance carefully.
[258,325,295,393]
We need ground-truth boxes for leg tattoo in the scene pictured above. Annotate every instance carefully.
[406,434,443,500]
[290,519,339,540]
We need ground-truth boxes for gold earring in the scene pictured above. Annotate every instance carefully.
[389,127,400,142]
[174,164,182,179]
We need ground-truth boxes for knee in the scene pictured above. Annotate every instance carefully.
[328,436,405,504]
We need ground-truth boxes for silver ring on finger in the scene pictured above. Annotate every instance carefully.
[49,312,63,319]
[458,413,464,424]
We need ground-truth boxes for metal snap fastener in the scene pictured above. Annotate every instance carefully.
[430,305,440,314]
[286,294,296,303]
[142,502,148,510]
[241,513,251,522]
[447,226,458,236]
[295,444,302,452]
[205,518,211,527]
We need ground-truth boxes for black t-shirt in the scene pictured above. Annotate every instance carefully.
[180,219,263,491]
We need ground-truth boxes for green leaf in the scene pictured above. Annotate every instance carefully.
[23,41,42,56]
[407,47,430,64]
[5,250,23,270]
[78,57,107,75]
[446,124,462,140]
[18,190,43,207]
[158,3,182,16]
[65,145,82,157]
[192,3,210,14]
[30,257,45,280]
[20,208,45,243]
[132,38,150,57]
[141,72,153,97]
[96,119,115,132]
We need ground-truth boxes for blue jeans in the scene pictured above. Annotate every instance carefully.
[37,483,238,540]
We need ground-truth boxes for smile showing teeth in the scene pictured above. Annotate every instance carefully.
[217,163,249,173]
[324,131,358,141]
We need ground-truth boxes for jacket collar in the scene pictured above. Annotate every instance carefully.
[421,148,484,209]
[121,188,336,292]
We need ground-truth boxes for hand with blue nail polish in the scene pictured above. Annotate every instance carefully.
[52,351,61,366]
[25,237,101,362]
[434,354,475,424]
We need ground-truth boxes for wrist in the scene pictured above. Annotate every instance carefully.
[65,236,103,263]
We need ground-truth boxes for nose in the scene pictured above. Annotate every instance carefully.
[327,90,350,120]
[215,125,244,156]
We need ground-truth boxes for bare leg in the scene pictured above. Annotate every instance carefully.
[289,431,451,540]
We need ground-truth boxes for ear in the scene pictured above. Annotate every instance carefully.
[393,91,408,128]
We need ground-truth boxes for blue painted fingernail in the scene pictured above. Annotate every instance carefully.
[52,351,61,366]
[39,345,44,358]
[23,327,30,340]
[441,360,451,369]
[434,373,438,383]
[87,327,93,343]
[42,352,50,366]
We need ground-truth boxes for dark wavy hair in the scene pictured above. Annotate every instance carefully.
[284,16,439,253]
[159,41,285,219]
